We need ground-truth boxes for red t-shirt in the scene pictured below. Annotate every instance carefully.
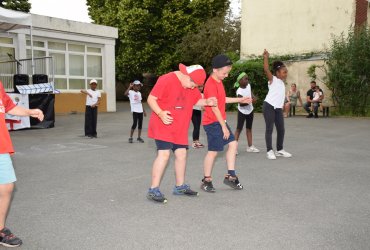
[0,82,16,154]
[202,76,226,125]
[148,72,201,145]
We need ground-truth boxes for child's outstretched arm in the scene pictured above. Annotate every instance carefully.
[195,97,218,107]
[124,83,134,96]
[7,106,44,121]
[263,49,273,83]
[147,94,173,125]
[80,89,92,97]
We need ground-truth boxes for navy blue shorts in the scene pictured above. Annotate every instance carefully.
[155,140,188,152]
[203,122,235,152]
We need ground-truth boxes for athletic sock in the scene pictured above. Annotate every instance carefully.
[228,170,236,177]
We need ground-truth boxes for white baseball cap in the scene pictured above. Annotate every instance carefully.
[133,80,142,85]
[89,79,98,84]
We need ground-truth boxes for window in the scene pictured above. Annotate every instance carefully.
[50,53,66,75]
[69,44,84,52]
[69,54,84,76]
[87,55,102,77]
[69,79,85,90]
[48,41,66,51]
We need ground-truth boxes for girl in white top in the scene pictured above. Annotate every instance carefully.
[263,49,292,160]
[80,79,101,138]
[124,80,146,143]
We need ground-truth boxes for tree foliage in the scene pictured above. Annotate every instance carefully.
[325,26,370,116]
[176,11,240,73]
[0,0,31,12]
[87,0,229,82]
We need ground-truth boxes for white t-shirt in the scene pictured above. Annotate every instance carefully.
[264,76,285,109]
[128,90,143,113]
[237,85,253,115]
[313,91,322,101]
[85,89,101,106]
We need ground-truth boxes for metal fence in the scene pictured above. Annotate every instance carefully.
[0,57,55,91]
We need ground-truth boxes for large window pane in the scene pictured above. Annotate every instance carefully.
[26,40,45,48]
[69,44,84,52]
[69,54,84,76]
[0,47,15,62]
[69,79,85,90]
[48,41,66,51]
[50,53,65,75]
[53,78,67,89]
[87,55,102,77]
[0,37,13,44]
[27,49,46,58]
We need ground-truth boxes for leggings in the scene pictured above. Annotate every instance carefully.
[262,101,285,152]
[131,112,143,130]
[191,109,202,141]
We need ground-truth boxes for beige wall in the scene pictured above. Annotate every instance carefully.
[55,93,107,114]
[241,0,356,58]
[284,59,333,106]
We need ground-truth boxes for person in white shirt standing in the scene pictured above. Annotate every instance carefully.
[263,50,292,160]
[233,72,259,153]
[80,79,101,138]
[124,80,146,143]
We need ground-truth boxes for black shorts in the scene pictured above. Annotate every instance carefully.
[236,110,254,130]
[155,140,188,152]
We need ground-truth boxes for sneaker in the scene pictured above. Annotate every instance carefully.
[267,150,277,160]
[128,138,133,143]
[275,149,292,158]
[223,175,243,190]
[137,137,144,143]
[246,145,260,153]
[147,188,167,203]
[173,184,199,196]
[192,141,204,149]
[201,178,216,193]
[0,227,22,247]
[196,142,204,148]
[314,113,319,118]
[306,113,314,118]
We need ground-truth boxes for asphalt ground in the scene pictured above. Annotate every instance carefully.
[3,102,370,250]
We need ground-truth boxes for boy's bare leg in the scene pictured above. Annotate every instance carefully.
[138,129,142,138]
[246,129,253,147]
[226,141,238,170]
[151,150,170,188]
[174,148,187,186]
[203,151,218,178]
[0,183,14,230]
[130,129,134,138]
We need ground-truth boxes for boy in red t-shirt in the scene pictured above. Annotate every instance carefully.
[0,81,44,247]
[201,55,252,193]
[146,64,217,203]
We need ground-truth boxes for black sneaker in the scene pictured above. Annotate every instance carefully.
[201,178,216,192]
[173,184,199,196]
[314,113,319,118]
[223,175,243,190]
[129,138,133,143]
[0,227,22,247]
[137,137,144,143]
[306,113,313,118]
[147,187,167,203]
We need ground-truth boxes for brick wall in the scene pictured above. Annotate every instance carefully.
[355,0,368,26]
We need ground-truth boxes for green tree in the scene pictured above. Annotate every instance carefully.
[176,10,240,72]
[323,26,370,116]
[87,0,229,81]
[0,0,31,12]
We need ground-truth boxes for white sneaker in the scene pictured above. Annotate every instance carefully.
[246,145,260,153]
[266,150,276,160]
[275,149,292,158]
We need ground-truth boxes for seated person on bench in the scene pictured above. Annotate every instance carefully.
[284,83,303,117]
[304,80,324,118]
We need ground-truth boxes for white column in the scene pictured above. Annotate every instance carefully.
[17,33,27,59]
[104,43,116,112]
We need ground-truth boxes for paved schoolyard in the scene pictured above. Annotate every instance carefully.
[4,102,370,250]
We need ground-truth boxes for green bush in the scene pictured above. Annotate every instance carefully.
[223,59,269,112]
[326,25,370,116]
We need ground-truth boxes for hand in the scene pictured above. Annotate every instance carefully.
[158,110,173,125]
[222,125,230,140]
[206,97,217,107]
[263,49,269,58]
[30,109,44,121]
[129,83,134,88]
[240,97,252,104]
